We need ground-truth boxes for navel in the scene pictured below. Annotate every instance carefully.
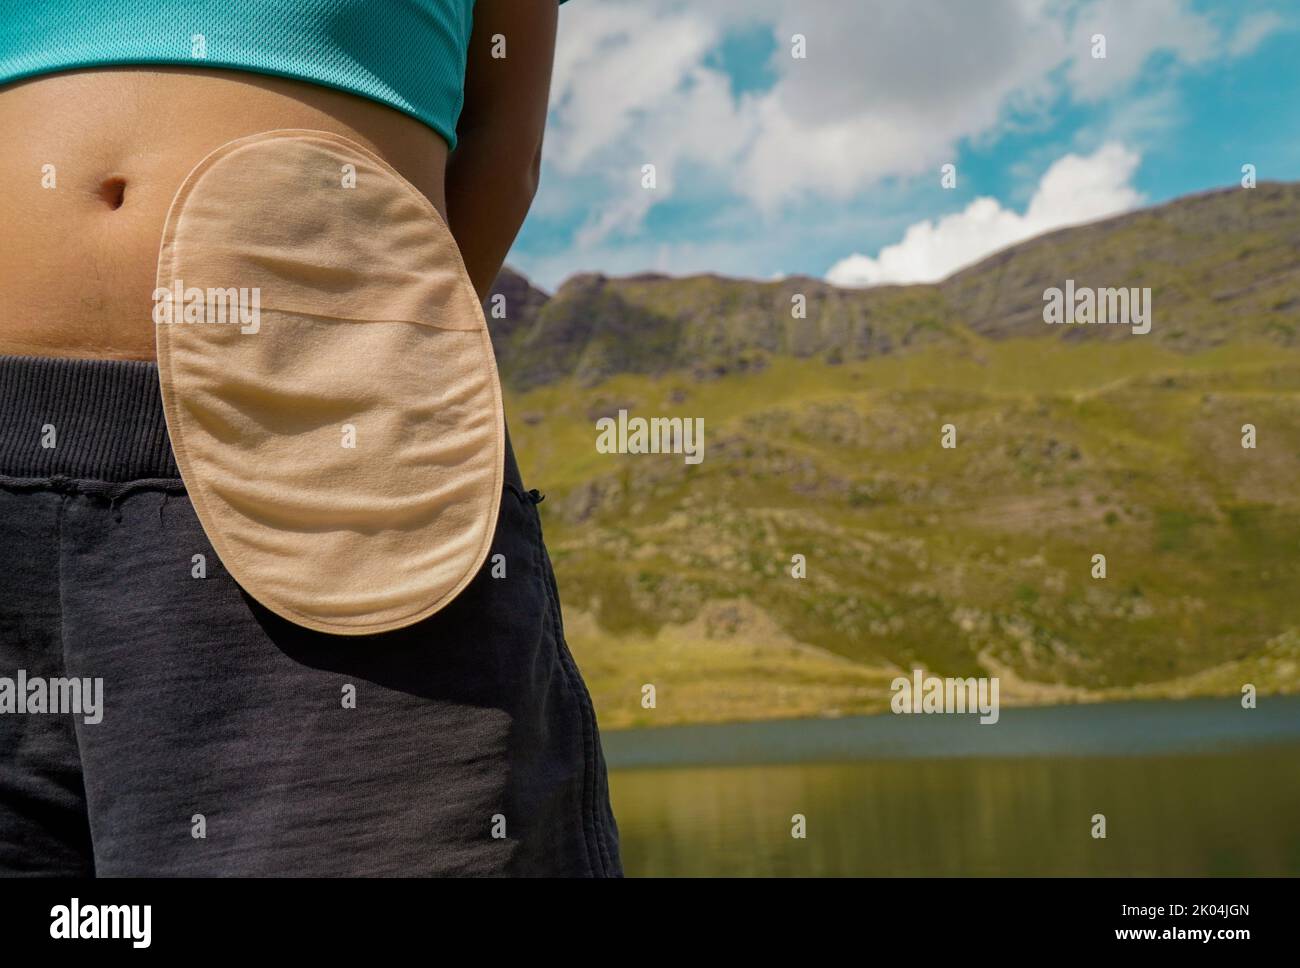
[98,175,127,210]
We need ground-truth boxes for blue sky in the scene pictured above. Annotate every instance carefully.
[507,0,1300,292]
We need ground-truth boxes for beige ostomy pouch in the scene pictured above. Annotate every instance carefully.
[155,129,503,635]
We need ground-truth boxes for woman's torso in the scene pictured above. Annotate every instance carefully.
[0,68,450,361]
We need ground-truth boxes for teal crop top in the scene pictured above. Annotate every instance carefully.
[0,1,568,149]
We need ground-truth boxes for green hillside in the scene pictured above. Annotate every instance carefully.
[492,183,1300,729]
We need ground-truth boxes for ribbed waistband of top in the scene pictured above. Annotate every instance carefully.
[0,354,525,491]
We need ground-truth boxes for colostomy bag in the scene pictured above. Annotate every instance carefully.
[155,129,503,635]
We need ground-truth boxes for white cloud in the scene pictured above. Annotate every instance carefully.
[529,0,1283,274]
[736,0,1067,208]
[825,143,1143,287]
[546,0,1275,218]
[573,64,754,247]
[1064,0,1220,101]
[547,3,754,245]
[1227,11,1288,57]
[549,5,723,172]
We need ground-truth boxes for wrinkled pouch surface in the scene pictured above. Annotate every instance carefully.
[155,129,503,635]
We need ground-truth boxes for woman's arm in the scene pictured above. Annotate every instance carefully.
[446,0,558,300]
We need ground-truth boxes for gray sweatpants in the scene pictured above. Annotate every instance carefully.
[0,354,620,876]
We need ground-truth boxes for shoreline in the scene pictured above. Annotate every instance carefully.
[601,694,1300,770]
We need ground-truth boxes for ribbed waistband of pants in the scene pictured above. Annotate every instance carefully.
[0,355,178,481]
[0,354,525,491]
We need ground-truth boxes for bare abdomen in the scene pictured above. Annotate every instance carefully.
[0,67,450,360]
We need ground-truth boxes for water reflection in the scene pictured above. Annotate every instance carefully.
[611,750,1300,876]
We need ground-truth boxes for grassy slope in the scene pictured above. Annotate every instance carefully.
[506,338,1300,729]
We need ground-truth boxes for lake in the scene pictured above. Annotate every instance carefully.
[602,697,1300,876]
